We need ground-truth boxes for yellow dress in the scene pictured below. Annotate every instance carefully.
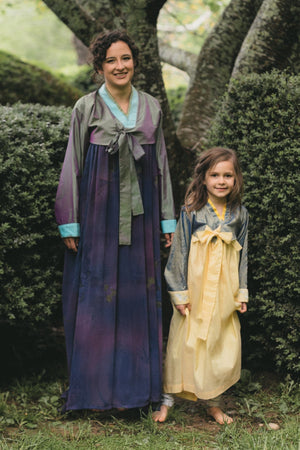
[164,201,249,400]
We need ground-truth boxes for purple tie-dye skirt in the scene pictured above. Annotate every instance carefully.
[61,143,163,411]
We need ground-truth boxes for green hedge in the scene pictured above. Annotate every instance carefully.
[209,70,300,377]
[0,50,82,106]
[0,103,71,326]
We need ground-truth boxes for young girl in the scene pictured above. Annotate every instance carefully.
[154,147,248,424]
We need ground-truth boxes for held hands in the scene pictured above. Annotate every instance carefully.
[164,233,174,248]
[63,237,79,252]
[176,303,191,316]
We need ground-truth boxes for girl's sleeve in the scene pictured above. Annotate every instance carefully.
[55,103,90,238]
[236,208,249,303]
[164,209,192,305]
[155,110,176,234]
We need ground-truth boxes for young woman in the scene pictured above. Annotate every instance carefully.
[55,30,176,412]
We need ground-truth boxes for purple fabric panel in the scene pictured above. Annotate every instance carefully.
[62,143,162,410]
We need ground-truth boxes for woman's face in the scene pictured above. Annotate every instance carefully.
[100,40,134,91]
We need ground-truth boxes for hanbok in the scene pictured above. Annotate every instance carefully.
[55,85,175,411]
[164,201,248,400]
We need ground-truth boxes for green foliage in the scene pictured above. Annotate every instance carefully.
[0,50,82,106]
[209,70,300,377]
[0,103,71,326]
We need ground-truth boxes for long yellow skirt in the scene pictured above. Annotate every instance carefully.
[164,227,243,400]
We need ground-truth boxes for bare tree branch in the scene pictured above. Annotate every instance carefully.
[158,39,197,80]
[158,10,211,33]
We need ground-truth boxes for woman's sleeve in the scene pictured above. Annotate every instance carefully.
[164,209,192,305]
[236,208,249,303]
[155,110,176,234]
[55,103,89,238]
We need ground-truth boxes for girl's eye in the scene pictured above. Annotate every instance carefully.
[106,59,115,64]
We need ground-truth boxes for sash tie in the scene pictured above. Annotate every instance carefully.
[107,125,145,245]
[191,226,241,340]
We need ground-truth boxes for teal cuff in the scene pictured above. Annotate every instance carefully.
[58,223,80,238]
[161,219,177,234]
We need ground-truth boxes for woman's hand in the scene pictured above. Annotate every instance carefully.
[164,233,174,248]
[176,303,191,316]
[63,237,79,252]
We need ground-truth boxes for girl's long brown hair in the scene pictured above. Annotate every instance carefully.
[185,147,243,213]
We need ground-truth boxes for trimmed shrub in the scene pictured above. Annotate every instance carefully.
[209,70,300,377]
[0,50,82,106]
[0,103,71,326]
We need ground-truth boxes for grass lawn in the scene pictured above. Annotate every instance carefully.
[0,369,299,449]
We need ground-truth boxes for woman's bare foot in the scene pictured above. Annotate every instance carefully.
[207,407,233,424]
[152,404,169,422]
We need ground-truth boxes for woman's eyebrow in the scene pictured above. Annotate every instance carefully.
[105,53,131,60]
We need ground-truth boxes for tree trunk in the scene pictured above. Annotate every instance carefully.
[231,0,300,78]
[176,0,263,151]
[72,35,90,65]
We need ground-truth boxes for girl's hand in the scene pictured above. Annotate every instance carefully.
[176,303,191,316]
[164,233,174,248]
[63,237,79,252]
[240,302,247,313]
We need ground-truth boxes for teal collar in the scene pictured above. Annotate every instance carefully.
[99,84,138,128]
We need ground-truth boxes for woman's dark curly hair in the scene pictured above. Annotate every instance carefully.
[185,147,243,213]
[89,30,140,75]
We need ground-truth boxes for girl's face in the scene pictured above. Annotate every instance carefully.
[99,40,134,91]
[204,159,235,204]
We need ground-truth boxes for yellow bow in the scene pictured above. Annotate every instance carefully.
[190,226,241,340]
[191,226,241,251]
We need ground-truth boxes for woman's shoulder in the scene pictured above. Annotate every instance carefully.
[137,90,161,110]
[73,90,99,112]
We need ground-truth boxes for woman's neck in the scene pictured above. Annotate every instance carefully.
[105,84,132,114]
